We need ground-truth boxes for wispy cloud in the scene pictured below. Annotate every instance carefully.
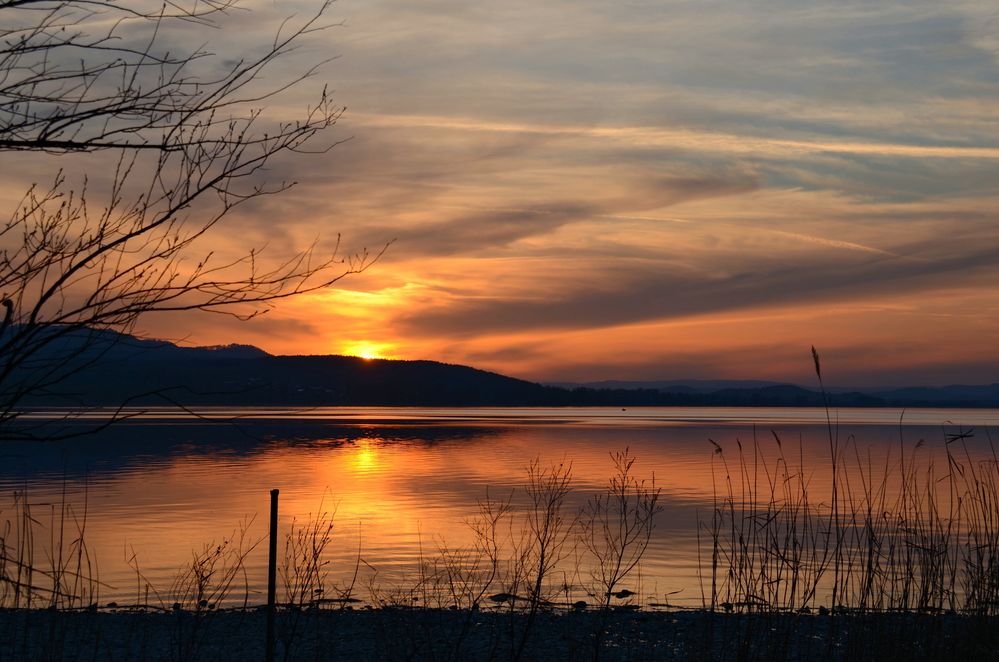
[354,113,999,160]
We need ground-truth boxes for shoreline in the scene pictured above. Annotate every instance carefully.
[3,606,997,661]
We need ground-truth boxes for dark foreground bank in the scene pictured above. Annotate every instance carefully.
[2,607,998,661]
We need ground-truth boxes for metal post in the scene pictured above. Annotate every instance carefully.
[266,488,279,662]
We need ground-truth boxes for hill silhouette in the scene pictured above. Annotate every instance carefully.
[14,329,551,406]
[9,328,998,408]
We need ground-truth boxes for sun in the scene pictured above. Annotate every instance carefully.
[340,341,393,360]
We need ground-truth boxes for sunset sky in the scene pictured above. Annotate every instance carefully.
[11,0,999,386]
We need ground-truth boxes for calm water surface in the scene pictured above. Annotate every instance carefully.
[3,407,998,607]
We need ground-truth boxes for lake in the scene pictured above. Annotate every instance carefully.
[3,406,999,609]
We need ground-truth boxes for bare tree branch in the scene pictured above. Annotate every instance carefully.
[0,0,378,435]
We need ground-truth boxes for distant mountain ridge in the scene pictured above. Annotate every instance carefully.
[549,379,789,393]
[552,378,999,407]
[9,328,999,408]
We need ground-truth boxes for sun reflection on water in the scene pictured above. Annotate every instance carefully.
[346,438,383,475]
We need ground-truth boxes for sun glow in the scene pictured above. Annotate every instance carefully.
[340,341,394,360]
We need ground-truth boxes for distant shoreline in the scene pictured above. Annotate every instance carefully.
[14,404,999,426]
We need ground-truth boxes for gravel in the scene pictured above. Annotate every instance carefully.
[2,606,997,661]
